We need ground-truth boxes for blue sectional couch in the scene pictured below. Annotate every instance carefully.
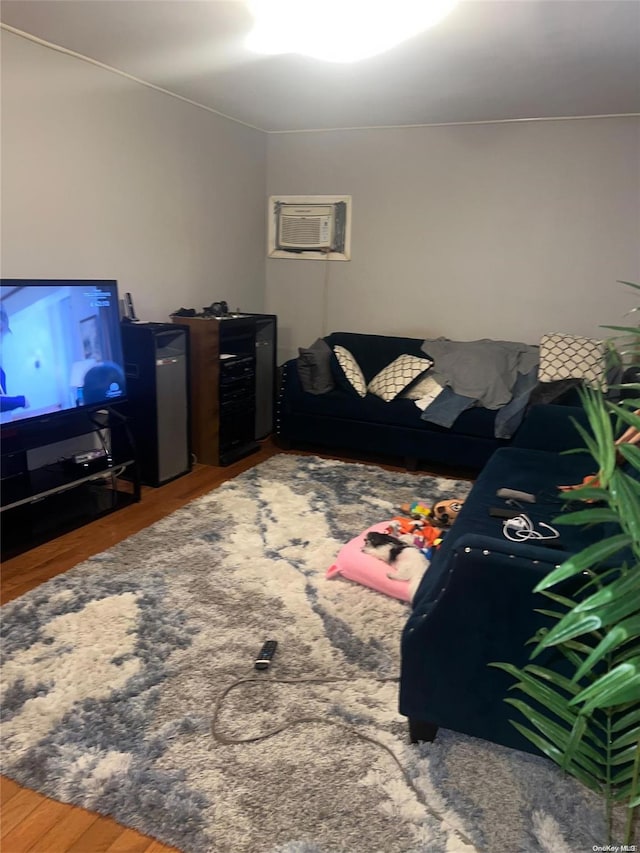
[399,403,607,756]
[277,332,529,471]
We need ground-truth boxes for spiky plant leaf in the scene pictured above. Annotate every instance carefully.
[507,718,603,792]
[572,568,640,612]
[610,471,640,544]
[610,745,639,766]
[612,765,636,785]
[613,643,640,665]
[572,615,640,682]
[612,708,640,732]
[531,599,639,655]
[540,590,582,610]
[504,699,603,773]
[554,508,620,525]
[607,406,640,432]
[571,659,640,713]
[559,484,610,502]
[534,534,632,592]
[617,443,640,468]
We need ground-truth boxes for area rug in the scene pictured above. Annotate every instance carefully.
[1,454,605,853]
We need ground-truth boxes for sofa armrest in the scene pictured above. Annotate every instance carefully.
[411,531,572,615]
[275,358,303,440]
[278,358,302,398]
[400,532,576,753]
[512,404,589,452]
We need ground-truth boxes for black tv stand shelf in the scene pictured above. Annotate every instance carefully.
[1,407,141,559]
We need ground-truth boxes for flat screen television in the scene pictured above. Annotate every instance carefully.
[0,280,127,443]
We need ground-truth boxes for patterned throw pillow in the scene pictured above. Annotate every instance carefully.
[368,354,433,402]
[538,333,608,389]
[333,345,368,397]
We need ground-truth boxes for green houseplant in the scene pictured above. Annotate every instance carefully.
[493,282,640,845]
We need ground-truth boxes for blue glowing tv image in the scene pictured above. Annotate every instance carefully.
[0,280,127,427]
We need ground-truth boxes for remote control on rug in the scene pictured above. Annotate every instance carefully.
[255,640,278,670]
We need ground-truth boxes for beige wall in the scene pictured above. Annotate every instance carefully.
[3,29,638,366]
[266,118,640,362]
[1,30,266,322]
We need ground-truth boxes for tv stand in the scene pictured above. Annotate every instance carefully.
[0,407,141,559]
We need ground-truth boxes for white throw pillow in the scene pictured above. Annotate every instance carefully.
[333,345,368,397]
[403,371,441,402]
[538,333,608,389]
[406,375,444,410]
[368,354,433,402]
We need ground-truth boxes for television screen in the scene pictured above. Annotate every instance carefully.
[0,280,127,429]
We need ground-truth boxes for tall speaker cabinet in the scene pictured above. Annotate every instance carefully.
[254,315,277,440]
[117,322,192,486]
[171,314,276,466]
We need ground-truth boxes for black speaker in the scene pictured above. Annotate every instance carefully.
[254,315,277,440]
[116,323,191,486]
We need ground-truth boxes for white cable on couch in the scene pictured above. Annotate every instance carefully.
[502,514,560,542]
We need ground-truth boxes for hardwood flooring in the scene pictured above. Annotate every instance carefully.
[0,439,465,852]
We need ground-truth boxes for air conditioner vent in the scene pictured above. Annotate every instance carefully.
[268,195,351,261]
[279,205,334,249]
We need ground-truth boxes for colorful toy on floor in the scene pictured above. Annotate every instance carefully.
[399,501,432,520]
[385,516,444,560]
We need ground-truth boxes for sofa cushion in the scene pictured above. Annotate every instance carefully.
[297,338,335,394]
[286,380,500,438]
[368,354,433,402]
[333,346,368,397]
[413,445,606,611]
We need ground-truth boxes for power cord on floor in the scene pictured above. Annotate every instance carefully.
[211,675,482,852]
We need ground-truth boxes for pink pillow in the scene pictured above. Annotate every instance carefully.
[326,521,413,603]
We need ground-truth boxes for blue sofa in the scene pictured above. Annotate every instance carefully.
[399,404,607,755]
[277,332,529,471]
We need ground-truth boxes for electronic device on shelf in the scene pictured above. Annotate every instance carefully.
[202,300,229,317]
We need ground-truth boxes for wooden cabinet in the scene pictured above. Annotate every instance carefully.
[172,314,274,466]
[171,316,221,465]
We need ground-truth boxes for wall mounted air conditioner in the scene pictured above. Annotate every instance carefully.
[267,195,351,261]
[277,204,334,250]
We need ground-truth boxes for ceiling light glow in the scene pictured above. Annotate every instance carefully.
[246,0,458,63]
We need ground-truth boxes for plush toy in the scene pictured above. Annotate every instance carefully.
[399,501,432,520]
[431,499,465,527]
[386,515,427,537]
[385,516,443,557]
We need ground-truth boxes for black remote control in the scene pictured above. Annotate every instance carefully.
[255,640,278,670]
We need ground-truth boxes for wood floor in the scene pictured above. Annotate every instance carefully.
[0,440,457,852]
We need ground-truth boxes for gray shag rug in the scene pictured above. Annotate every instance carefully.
[1,454,605,853]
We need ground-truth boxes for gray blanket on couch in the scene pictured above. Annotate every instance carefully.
[419,338,540,437]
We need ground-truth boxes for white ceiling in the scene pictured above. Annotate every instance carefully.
[1,0,639,133]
